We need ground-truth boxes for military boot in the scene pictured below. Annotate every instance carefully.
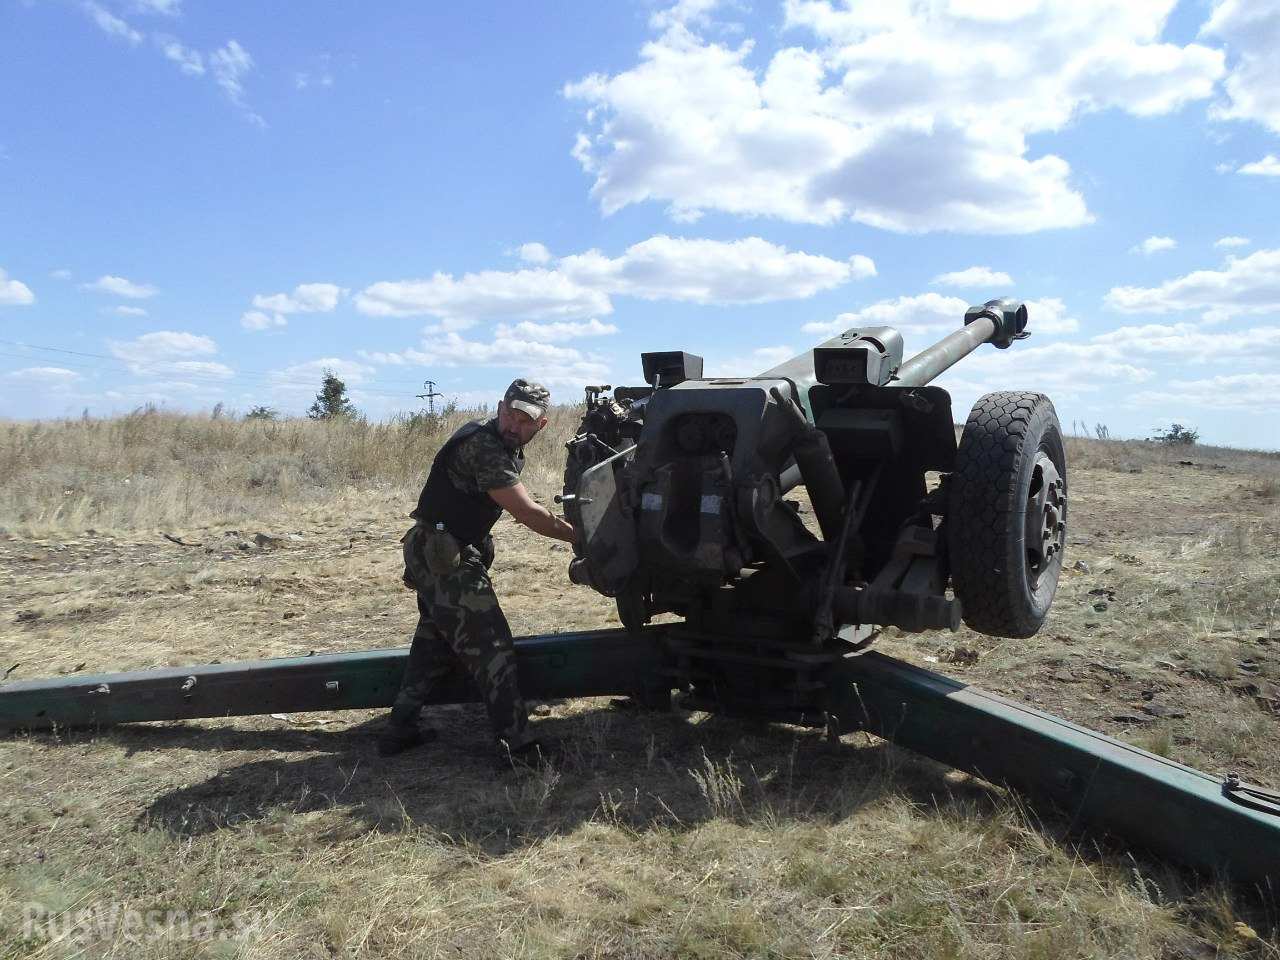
[377,704,438,757]
[379,725,437,756]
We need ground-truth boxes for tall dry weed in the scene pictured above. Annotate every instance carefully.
[0,405,584,533]
[1064,435,1280,475]
[8,406,1276,534]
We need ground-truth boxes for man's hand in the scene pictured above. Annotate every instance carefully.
[488,482,576,543]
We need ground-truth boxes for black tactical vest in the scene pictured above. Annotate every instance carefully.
[411,420,524,549]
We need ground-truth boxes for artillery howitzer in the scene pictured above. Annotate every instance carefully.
[2,301,1277,888]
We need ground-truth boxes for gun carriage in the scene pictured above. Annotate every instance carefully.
[2,300,1276,887]
[560,299,1062,728]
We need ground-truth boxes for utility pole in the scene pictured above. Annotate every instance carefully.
[416,379,443,415]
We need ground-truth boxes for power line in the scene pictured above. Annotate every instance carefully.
[0,335,440,386]
[0,337,437,387]
[0,351,420,401]
[0,339,447,401]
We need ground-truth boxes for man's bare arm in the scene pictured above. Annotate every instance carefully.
[488,483,576,543]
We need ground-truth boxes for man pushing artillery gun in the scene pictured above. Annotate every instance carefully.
[379,378,577,759]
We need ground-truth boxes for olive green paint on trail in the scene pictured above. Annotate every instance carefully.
[2,628,1277,890]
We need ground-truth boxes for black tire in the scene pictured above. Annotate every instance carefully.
[947,391,1067,638]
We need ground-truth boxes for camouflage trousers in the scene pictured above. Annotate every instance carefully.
[390,530,529,748]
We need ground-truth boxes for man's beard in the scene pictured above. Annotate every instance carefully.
[501,430,522,447]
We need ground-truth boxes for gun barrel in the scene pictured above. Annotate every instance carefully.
[755,349,824,418]
[894,315,996,386]
[895,298,1028,387]
[757,299,1027,412]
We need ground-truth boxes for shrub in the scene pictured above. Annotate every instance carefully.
[1149,423,1199,446]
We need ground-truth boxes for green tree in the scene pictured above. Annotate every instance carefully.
[245,405,278,421]
[308,369,355,420]
[1149,423,1199,446]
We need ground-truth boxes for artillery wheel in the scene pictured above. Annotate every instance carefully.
[947,392,1067,638]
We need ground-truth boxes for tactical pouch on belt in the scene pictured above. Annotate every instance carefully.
[421,525,462,575]
[400,522,461,589]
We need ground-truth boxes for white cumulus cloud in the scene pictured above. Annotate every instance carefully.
[241,310,288,331]
[565,0,1222,232]
[939,341,1154,419]
[938,340,1157,429]
[362,333,609,390]
[804,291,1078,344]
[355,270,612,330]
[1132,373,1280,412]
[518,242,553,264]
[1023,298,1080,336]
[1201,0,1280,135]
[1131,236,1177,255]
[271,358,376,393]
[110,305,148,317]
[496,318,620,342]
[355,236,868,329]
[168,360,234,379]
[1105,248,1280,319]
[1239,155,1280,176]
[559,236,873,303]
[242,283,342,331]
[1098,321,1280,359]
[932,266,1013,288]
[803,292,970,338]
[109,331,218,373]
[1215,236,1250,248]
[84,275,158,299]
[252,282,344,314]
[0,268,35,306]
[651,0,723,30]
[848,254,876,279]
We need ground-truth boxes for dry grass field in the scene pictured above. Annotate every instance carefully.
[1,408,1278,959]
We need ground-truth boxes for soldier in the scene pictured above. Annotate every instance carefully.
[379,378,576,759]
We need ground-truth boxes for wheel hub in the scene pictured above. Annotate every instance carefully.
[1025,452,1066,576]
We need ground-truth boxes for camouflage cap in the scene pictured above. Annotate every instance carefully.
[504,378,550,420]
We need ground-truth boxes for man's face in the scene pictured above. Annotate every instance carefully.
[497,401,546,448]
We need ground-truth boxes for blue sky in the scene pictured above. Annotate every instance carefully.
[2,0,1278,449]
